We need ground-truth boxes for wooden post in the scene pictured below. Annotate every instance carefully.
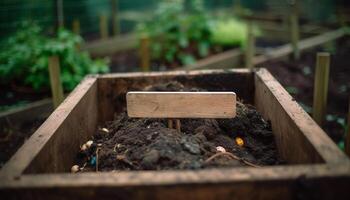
[53,0,64,33]
[72,19,80,35]
[345,99,350,156]
[290,1,300,60]
[48,56,64,109]
[140,36,150,72]
[312,52,330,125]
[99,14,109,40]
[175,119,181,132]
[111,0,120,36]
[168,119,173,129]
[245,20,255,69]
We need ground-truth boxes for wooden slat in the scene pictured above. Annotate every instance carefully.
[1,164,350,200]
[0,77,98,177]
[127,92,236,118]
[255,68,348,164]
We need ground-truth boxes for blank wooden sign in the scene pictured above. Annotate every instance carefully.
[127,92,236,118]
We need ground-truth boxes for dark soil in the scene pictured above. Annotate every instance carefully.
[259,36,350,145]
[75,82,284,172]
[0,117,46,168]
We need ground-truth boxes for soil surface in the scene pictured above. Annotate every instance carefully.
[259,36,350,145]
[0,117,46,168]
[75,82,284,172]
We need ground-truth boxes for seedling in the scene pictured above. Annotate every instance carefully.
[126,91,237,132]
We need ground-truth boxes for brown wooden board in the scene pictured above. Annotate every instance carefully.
[127,92,236,118]
[0,69,349,199]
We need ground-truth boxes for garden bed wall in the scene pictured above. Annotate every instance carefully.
[1,69,349,200]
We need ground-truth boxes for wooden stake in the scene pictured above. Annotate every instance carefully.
[72,19,80,35]
[111,0,120,36]
[345,98,350,156]
[99,14,109,40]
[312,52,330,125]
[54,0,64,32]
[48,56,64,109]
[245,20,255,69]
[175,119,181,132]
[168,119,173,129]
[290,1,300,60]
[140,36,150,72]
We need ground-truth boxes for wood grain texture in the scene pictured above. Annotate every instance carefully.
[255,68,348,164]
[0,76,98,178]
[312,52,330,125]
[127,92,236,118]
[1,164,350,200]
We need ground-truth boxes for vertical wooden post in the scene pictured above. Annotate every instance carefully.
[312,52,330,125]
[175,119,181,132]
[245,20,255,69]
[48,56,64,109]
[54,0,64,33]
[290,1,300,60]
[111,0,120,36]
[99,14,109,40]
[345,99,350,156]
[72,19,80,35]
[140,36,150,72]
[168,119,173,129]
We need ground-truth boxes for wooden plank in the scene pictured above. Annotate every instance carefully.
[48,56,64,108]
[312,53,330,125]
[0,77,98,178]
[82,33,137,56]
[139,36,150,72]
[255,68,348,164]
[254,28,346,66]
[245,20,255,69]
[99,14,109,40]
[0,98,53,130]
[127,92,236,118]
[1,164,350,200]
[345,98,350,156]
[184,49,242,70]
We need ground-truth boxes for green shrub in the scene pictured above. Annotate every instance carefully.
[137,0,212,66]
[0,22,109,91]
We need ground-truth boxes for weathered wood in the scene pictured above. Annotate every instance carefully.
[312,53,330,125]
[0,77,98,178]
[184,49,242,70]
[1,69,349,200]
[345,98,350,156]
[97,70,254,124]
[111,0,120,36]
[139,36,150,72]
[254,28,346,66]
[72,19,80,35]
[82,33,137,56]
[255,68,347,164]
[99,14,109,40]
[245,20,255,69]
[127,92,236,118]
[1,164,350,200]
[48,56,64,108]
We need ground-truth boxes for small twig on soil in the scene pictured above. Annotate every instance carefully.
[96,147,101,172]
[204,152,260,168]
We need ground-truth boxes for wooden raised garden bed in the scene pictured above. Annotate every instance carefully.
[0,69,349,199]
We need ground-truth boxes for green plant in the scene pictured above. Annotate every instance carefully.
[210,18,261,48]
[0,22,109,91]
[137,0,212,66]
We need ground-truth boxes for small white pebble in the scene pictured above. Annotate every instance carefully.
[147,125,151,129]
[216,146,226,153]
[80,144,88,151]
[71,165,79,173]
[97,143,102,147]
[101,128,109,133]
[85,140,93,148]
